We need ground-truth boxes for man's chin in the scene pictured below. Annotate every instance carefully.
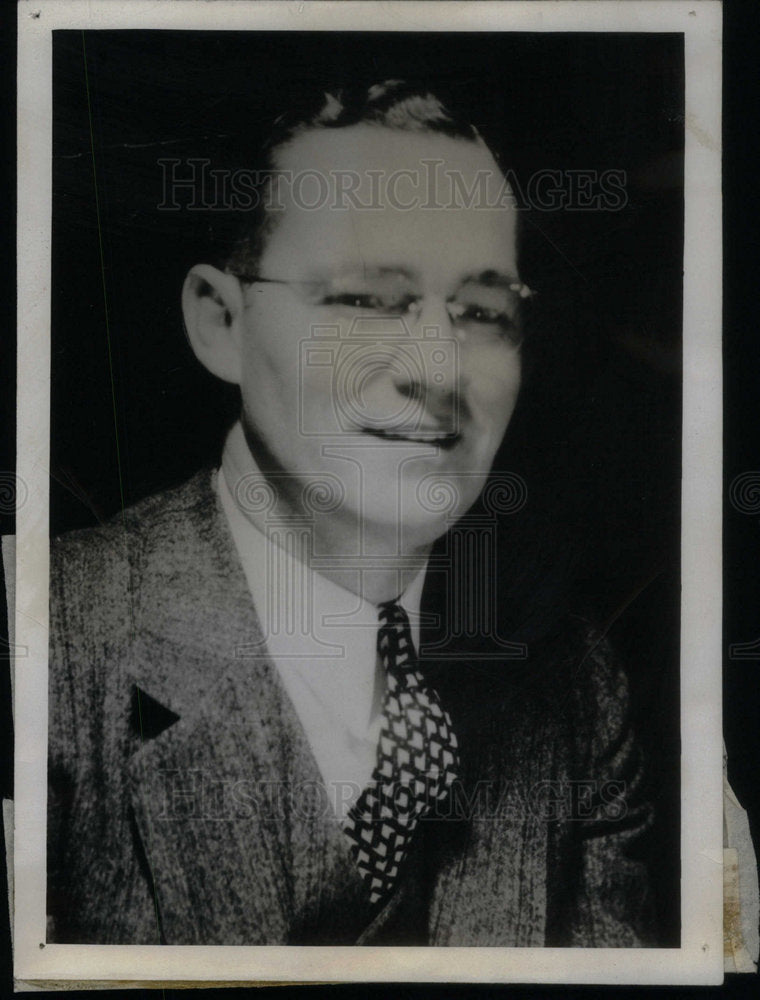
[359,483,482,544]
[357,509,452,553]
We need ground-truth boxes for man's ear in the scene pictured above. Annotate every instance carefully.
[181,264,245,384]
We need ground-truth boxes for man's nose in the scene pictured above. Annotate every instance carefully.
[390,296,464,420]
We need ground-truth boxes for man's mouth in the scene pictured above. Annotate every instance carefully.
[361,427,461,449]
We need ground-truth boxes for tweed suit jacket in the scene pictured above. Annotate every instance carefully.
[47,469,656,946]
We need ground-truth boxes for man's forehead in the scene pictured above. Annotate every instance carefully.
[276,122,500,174]
[261,123,519,279]
[273,123,514,214]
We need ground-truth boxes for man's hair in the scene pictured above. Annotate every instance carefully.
[224,79,496,278]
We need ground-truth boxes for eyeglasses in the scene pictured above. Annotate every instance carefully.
[234,268,535,346]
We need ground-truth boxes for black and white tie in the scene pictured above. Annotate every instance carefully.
[343,600,460,906]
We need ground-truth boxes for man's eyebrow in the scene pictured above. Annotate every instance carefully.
[302,265,522,286]
[459,269,522,288]
[332,264,418,281]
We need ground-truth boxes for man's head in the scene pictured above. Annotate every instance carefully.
[183,81,528,550]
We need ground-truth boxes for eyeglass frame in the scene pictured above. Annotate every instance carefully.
[232,272,536,341]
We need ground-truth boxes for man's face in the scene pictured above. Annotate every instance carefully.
[236,124,523,547]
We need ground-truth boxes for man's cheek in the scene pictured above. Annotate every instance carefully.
[471,376,520,430]
[466,350,520,391]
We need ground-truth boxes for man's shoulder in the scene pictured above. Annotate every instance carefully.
[49,468,219,623]
[51,468,216,565]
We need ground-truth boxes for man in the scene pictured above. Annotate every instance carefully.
[47,81,655,946]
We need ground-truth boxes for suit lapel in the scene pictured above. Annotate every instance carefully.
[127,652,303,943]
[121,470,375,943]
[122,470,296,942]
[121,469,262,718]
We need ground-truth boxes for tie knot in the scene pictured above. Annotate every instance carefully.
[378,600,410,630]
[377,601,417,682]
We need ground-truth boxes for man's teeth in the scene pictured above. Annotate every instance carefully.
[366,428,456,442]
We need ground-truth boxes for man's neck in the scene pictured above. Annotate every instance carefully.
[220,420,432,606]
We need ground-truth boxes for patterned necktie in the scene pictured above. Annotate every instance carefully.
[343,600,460,906]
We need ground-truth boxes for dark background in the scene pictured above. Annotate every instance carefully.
[1,4,758,994]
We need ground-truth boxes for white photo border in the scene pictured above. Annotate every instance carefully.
[14,0,723,986]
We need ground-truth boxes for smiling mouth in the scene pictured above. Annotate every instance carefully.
[361,427,461,449]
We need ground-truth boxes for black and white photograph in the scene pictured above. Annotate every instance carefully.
[11,0,724,986]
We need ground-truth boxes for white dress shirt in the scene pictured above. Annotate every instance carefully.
[217,424,427,820]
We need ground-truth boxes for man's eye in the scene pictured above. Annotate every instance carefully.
[460,304,513,327]
[320,292,384,310]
